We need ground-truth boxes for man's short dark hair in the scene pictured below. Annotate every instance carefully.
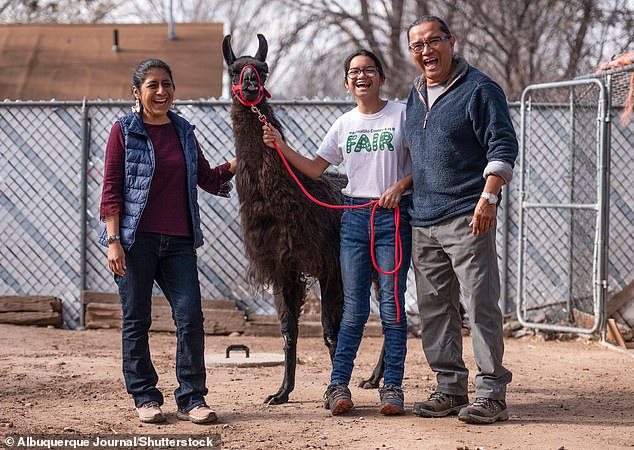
[407,16,452,43]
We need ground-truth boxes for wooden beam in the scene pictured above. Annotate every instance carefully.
[0,311,62,326]
[606,318,627,350]
[572,308,597,329]
[607,281,634,316]
[0,296,62,313]
[0,296,63,327]
[84,303,245,334]
[82,290,237,310]
[244,317,383,338]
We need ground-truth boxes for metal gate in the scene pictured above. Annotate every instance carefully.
[516,78,610,334]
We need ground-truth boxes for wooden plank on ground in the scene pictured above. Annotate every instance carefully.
[85,303,245,334]
[244,320,323,338]
[299,322,323,338]
[84,303,120,328]
[82,291,236,310]
[0,296,63,327]
[607,281,634,316]
[572,308,597,330]
[298,313,381,323]
[0,311,62,326]
[248,314,278,323]
[606,318,627,349]
[0,296,62,313]
[243,321,280,337]
[244,316,384,338]
[204,309,245,334]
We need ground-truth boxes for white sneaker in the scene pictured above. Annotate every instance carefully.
[135,401,166,423]
[176,404,218,424]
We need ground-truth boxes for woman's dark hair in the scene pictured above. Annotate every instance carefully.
[132,58,175,91]
[407,15,452,42]
[343,49,386,81]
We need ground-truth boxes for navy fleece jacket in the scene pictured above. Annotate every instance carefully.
[405,56,518,227]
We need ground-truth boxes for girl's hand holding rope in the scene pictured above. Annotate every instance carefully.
[262,123,281,149]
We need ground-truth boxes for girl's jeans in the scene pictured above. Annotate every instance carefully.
[330,195,412,387]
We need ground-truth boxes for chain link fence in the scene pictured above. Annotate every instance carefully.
[517,79,607,332]
[603,67,634,328]
[1,67,631,330]
[515,65,634,332]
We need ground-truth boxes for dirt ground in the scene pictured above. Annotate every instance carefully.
[0,323,633,450]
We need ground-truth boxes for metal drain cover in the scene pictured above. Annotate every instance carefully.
[205,344,285,368]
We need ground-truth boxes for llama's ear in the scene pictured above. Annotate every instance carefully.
[255,34,268,62]
[222,34,236,66]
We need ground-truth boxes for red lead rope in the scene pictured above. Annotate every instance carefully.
[241,99,404,323]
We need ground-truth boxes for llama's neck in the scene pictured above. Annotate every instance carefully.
[231,102,281,151]
[231,101,288,195]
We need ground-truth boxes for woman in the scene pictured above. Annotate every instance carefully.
[263,50,412,415]
[99,58,236,424]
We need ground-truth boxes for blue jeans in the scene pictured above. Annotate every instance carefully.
[115,232,207,412]
[330,196,412,388]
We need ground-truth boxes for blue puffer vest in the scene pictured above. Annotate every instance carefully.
[99,110,204,250]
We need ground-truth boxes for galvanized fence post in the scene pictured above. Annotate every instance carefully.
[79,98,90,329]
[597,74,612,341]
[499,182,510,314]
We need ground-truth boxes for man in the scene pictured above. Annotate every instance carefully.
[404,16,516,424]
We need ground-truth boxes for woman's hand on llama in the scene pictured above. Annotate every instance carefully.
[228,157,237,174]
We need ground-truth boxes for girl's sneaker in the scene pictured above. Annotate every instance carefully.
[379,385,405,415]
[323,384,354,415]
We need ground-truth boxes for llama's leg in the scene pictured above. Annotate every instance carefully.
[265,279,303,405]
[359,342,386,389]
[319,274,343,361]
[359,271,385,389]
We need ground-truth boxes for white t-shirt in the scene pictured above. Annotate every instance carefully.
[317,100,411,198]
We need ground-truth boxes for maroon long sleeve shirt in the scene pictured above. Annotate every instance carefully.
[100,121,233,237]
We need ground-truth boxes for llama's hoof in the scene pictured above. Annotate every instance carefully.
[264,393,289,405]
[358,377,381,389]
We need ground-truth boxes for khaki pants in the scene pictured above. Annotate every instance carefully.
[412,214,512,400]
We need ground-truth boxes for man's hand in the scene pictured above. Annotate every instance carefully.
[470,197,497,235]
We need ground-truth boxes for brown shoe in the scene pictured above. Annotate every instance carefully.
[412,391,469,418]
[135,401,166,423]
[176,404,218,424]
[458,398,509,424]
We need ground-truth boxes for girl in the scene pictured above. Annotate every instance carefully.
[263,50,412,415]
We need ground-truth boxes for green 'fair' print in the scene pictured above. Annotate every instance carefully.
[346,131,395,153]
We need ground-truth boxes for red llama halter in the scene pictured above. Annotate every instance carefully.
[231,65,271,107]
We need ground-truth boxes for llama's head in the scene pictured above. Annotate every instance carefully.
[223,34,271,107]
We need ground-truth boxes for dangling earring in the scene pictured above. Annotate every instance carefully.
[131,98,140,113]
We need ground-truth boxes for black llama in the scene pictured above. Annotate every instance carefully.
[223,34,384,404]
